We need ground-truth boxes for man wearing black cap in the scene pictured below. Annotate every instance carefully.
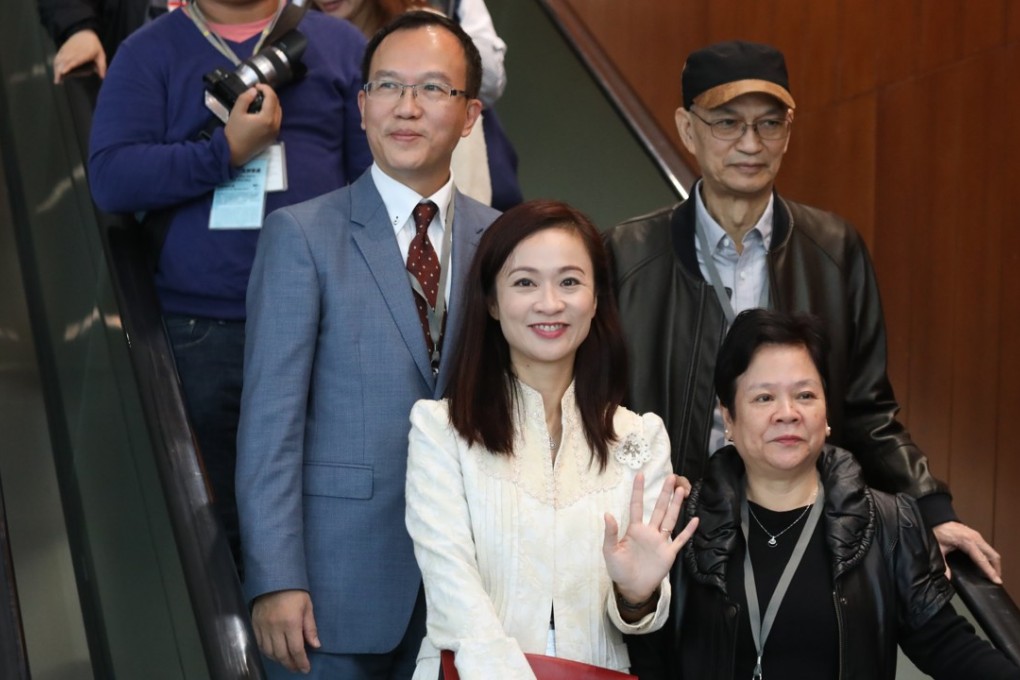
[606,40,1000,675]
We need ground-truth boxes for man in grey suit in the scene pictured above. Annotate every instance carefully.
[236,12,498,679]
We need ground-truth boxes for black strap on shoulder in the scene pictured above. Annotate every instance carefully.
[264,0,309,44]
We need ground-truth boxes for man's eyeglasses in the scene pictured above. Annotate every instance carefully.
[688,108,791,141]
[363,80,469,104]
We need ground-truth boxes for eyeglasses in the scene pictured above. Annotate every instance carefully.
[363,80,469,104]
[688,108,791,141]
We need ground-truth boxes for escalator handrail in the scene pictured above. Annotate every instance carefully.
[949,552,1020,667]
[60,75,266,680]
[537,0,696,201]
[0,477,30,680]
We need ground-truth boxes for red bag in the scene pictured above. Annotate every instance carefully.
[439,650,637,680]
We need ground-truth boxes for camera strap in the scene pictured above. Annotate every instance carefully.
[263,0,310,45]
[185,0,288,65]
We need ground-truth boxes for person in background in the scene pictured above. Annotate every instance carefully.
[313,0,522,209]
[88,0,371,572]
[313,0,423,41]
[678,309,1019,679]
[37,0,150,82]
[406,200,698,679]
[236,11,497,678]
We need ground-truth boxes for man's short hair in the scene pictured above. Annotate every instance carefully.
[682,40,795,111]
[361,10,483,100]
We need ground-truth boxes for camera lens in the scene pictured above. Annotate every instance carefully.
[202,29,309,123]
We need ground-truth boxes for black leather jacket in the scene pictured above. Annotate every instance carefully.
[605,191,952,524]
[679,445,954,680]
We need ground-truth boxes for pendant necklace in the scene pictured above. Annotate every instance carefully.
[747,490,817,548]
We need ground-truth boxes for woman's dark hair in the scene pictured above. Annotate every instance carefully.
[362,10,483,100]
[445,200,628,470]
[714,309,830,414]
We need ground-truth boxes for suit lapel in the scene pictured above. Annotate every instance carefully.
[436,191,487,397]
[349,174,436,388]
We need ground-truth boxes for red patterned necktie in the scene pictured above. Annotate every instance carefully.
[407,201,441,353]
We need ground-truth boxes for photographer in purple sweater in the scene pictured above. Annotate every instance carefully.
[88,0,372,572]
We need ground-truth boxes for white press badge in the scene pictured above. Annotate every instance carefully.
[264,142,287,192]
[210,154,269,229]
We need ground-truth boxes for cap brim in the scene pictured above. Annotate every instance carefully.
[693,79,796,111]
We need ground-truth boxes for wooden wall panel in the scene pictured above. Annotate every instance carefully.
[768,1,842,110]
[918,0,1005,71]
[875,1,918,87]
[1010,0,1020,40]
[872,81,916,428]
[894,76,955,479]
[994,42,1020,596]
[942,54,1002,538]
[562,0,1020,597]
[917,1,961,71]
[837,0,878,98]
[779,95,876,245]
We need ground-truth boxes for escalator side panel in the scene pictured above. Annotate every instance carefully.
[0,0,209,677]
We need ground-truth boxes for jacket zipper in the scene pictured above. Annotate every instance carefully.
[678,283,718,460]
[832,588,845,680]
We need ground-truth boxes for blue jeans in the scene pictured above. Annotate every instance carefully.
[164,315,244,573]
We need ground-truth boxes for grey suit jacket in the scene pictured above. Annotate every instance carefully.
[237,171,498,653]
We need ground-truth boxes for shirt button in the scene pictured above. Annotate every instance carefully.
[739,271,747,280]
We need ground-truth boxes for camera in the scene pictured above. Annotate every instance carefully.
[203,29,308,124]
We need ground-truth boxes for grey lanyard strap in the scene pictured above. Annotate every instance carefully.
[740,481,824,680]
[406,198,454,375]
[695,219,770,324]
[186,0,285,65]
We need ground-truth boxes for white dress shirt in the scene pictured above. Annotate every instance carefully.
[372,163,455,301]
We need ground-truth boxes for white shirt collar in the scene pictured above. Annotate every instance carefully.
[371,163,455,236]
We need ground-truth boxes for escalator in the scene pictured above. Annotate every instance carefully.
[0,0,1015,677]
[0,0,258,677]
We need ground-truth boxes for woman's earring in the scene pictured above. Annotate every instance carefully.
[825,423,832,437]
[724,429,733,443]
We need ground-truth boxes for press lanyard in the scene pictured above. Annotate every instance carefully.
[740,481,824,680]
[185,0,285,65]
[406,198,455,375]
[695,217,770,324]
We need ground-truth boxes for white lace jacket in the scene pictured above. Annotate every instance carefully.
[405,381,674,680]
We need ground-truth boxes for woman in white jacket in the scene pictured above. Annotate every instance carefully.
[405,200,698,679]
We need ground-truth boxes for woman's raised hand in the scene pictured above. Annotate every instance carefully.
[602,473,699,607]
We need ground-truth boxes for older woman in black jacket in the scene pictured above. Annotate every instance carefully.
[678,309,1018,679]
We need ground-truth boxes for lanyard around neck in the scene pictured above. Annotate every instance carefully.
[695,215,770,324]
[186,0,285,65]
[406,197,455,375]
[740,480,824,680]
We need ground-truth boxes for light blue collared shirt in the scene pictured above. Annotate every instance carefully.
[693,182,774,454]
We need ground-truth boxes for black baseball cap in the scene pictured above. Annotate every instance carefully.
[682,40,795,111]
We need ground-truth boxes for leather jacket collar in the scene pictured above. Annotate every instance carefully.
[669,183,794,282]
[684,444,877,591]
